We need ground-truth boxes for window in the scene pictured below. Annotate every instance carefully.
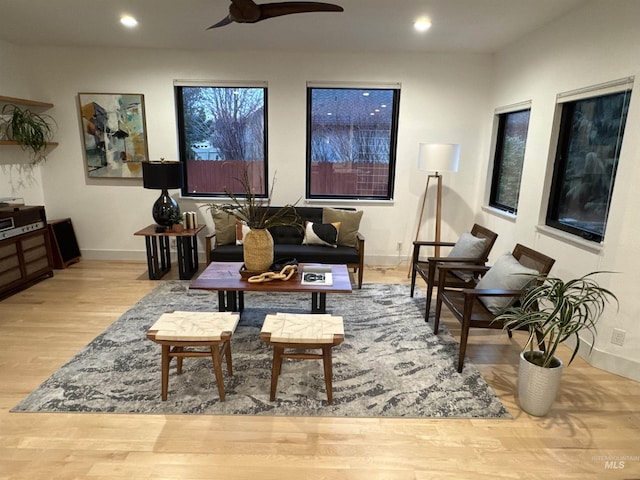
[489,106,531,214]
[175,81,268,197]
[306,83,401,200]
[546,79,633,243]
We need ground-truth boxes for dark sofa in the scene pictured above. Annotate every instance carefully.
[205,206,364,288]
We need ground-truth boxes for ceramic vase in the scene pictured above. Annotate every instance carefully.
[518,350,564,417]
[243,228,274,272]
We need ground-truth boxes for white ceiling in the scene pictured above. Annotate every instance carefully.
[1,0,586,54]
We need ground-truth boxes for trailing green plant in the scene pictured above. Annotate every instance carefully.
[2,104,56,163]
[496,272,618,368]
[169,210,183,225]
[206,168,301,230]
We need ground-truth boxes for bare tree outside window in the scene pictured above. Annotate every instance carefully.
[307,87,400,199]
[176,85,267,196]
[489,108,530,213]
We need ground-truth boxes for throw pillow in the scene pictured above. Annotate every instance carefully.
[448,232,487,259]
[211,210,237,246]
[235,221,251,245]
[302,221,340,248]
[447,232,488,281]
[322,208,363,247]
[476,253,540,314]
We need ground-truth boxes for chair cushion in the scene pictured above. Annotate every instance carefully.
[448,232,488,281]
[323,208,363,247]
[302,221,340,248]
[212,210,237,246]
[476,253,539,314]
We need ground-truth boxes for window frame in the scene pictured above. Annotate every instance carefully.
[305,82,401,201]
[545,78,633,243]
[174,80,269,199]
[488,104,531,214]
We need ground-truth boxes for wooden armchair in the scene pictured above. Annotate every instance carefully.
[434,244,555,372]
[410,224,498,321]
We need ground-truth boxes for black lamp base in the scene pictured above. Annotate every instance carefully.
[152,189,180,227]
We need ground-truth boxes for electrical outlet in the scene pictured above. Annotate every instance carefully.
[170,239,177,249]
[611,328,626,346]
[397,242,402,252]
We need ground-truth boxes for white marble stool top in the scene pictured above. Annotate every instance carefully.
[261,313,344,344]
[149,311,240,341]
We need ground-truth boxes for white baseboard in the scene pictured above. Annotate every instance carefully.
[567,337,640,382]
[81,249,152,261]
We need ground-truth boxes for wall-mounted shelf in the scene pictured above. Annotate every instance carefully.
[0,140,59,147]
[0,95,54,110]
[0,95,56,154]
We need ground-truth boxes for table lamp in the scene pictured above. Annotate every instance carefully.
[142,160,182,229]
[414,143,460,256]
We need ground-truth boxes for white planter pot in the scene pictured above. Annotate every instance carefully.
[517,350,563,417]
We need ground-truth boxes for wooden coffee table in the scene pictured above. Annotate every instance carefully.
[189,262,352,314]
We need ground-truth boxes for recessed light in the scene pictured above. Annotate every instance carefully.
[414,17,432,32]
[120,15,138,28]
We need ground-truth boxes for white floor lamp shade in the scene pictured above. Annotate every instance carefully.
[417,143,460,174]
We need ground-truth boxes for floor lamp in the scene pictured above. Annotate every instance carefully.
[409,143,460,276]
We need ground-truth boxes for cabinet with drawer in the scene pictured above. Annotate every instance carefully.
[0,208,54,299]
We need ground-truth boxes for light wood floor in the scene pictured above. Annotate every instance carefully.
[1,260,639,479]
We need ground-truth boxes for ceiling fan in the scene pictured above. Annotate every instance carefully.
[208,0,344,29]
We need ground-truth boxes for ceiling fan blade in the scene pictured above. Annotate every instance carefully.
[207,0,343,29]
[259,2,343,21]
[207,15,234,29]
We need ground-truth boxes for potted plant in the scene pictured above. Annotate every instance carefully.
[207,168,301,272]
[169,211,184,233]
[496,271,618,416]
[1,104,56,163]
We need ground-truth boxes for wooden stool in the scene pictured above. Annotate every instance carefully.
[260,313,344,404]
[146,311,239,401]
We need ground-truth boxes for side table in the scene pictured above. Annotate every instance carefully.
[134,224,205,280]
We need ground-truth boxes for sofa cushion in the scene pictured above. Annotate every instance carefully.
[303,221,340,248]
[323,208,363,247]
[208,244,360,266]
[211,210,237,246]
[274,244,360,264]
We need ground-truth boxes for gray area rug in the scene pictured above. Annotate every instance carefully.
[12,282,510,418]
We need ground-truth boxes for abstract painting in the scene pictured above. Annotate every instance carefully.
[78,93,148,178]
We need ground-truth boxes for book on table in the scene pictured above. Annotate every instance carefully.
[301,266,333,286]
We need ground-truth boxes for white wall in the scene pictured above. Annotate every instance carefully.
[0,40,46,205]
[479,0,640,379]
[3,46,491,264]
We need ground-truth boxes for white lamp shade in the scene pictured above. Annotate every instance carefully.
[417,143,460,173]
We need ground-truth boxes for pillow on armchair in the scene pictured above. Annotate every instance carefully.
[475,253,539,314]
[447,232,488,281]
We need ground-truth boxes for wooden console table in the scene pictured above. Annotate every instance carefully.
[134,225,204,280]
